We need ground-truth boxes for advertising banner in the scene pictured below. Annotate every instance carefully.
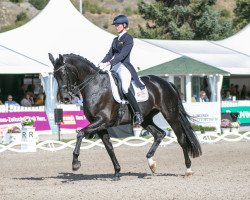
[221,106,250,125]
[183,102,221,130]
[0,111,90,135]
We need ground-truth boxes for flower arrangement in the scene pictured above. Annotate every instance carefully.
[21,116,35,127]
[230,121,240,128]
[221,119,231,128]
[7,126,21,134]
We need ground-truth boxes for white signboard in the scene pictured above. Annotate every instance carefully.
[153,102,221,131]
[183,102,221,130]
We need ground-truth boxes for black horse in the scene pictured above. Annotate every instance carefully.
[49,53,202,180]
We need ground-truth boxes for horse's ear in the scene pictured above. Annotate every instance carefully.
[59,54,64,63]
[48,53,55,65]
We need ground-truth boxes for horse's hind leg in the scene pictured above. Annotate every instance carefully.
[98,130,121,180]
[168,120,193,176]
[142,118,166,174]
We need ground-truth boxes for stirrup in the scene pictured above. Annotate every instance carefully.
[134,112,144,125]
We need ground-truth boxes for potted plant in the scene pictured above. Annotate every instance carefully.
[20,116,38,152]
[230,121,240,133]
[221,118,231,134]
[166,127,174,137]
[2,126,21,144]
[21,116,35,127]
[133,124,142,137]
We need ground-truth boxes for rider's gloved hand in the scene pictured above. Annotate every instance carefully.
[98,62,110,72]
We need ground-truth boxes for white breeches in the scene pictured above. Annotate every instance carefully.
[111,62,131,94]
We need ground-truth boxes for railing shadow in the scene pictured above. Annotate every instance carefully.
[14,172,182,182]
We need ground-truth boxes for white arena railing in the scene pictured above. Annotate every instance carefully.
[0,131,249,153]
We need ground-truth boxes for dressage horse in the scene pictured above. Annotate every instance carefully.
[49,53,202,180]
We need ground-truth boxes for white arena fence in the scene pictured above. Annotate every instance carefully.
[0,131,249,153]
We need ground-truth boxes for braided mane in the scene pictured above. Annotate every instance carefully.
[63,53,98,70]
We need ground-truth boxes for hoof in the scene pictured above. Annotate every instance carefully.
[148,157,157,174]
[72,161,81,171]
[149,161,157,174]
[113,172,121,181]
[185,169,194,177]
[113,176,121,181]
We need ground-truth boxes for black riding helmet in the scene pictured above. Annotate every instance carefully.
[112,15,129,26]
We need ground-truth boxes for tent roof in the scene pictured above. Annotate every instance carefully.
[215,24,250,56]
[0,0,180,73]
[143,39,250,75]
[138,56,229,76]
[0,44,52,74]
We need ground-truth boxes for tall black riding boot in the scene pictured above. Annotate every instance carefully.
[125,90,144,125]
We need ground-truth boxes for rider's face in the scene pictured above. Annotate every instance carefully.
[115,24,125,33]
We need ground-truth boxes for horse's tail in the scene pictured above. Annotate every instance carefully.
[170,82,202,158]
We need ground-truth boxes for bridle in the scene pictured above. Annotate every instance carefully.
[54,62,101,98]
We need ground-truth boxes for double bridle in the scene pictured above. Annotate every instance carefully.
[54,62,101,98]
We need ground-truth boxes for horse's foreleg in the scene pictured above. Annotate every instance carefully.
[72,130,85,171]
[99,131,121,180]
[72,118,106,171]
[144,124,166,174]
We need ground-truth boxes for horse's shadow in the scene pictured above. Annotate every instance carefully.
[14,172,182,183]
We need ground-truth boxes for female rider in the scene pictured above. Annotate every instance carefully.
[99,15,145,125]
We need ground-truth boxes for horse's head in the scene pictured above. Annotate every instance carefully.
[49,53,75,104]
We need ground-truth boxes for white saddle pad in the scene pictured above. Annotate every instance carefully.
[107,71,149,104]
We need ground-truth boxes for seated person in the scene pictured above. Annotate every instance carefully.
[199,90,209,102]
[35,93,45,106]
[20,93,34,107]
[223,90,233,101]
[5,95,20,106]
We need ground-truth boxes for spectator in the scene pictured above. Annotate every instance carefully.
[180,92,186,103]
[223,90,233,101]
[198,90,209,102]
[240,85,247,100]
[229,84,236,96]
[71,93,83,110]
[5,95,20,106]
[0,93,3,105]
[20,93,34,107]
[35,93,45,106]
[235,85,240,99]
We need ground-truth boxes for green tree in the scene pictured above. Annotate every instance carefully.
[138,0,233,40]
[233,0,250,31]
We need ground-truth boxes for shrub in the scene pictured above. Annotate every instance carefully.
[191,124,216,133]
[10,0,23,3]
[29,0,49,10]
[15,12,28,23]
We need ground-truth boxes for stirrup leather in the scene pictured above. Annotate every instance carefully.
[133,112,144,125]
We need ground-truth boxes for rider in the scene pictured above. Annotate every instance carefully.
[98,14,145,125]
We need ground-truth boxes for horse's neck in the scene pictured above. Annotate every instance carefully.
[82,73,110,98]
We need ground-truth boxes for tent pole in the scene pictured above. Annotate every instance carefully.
[186,75,192,103]
[79,0,83,14]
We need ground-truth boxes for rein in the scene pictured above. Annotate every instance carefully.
[71,67,101,94]
[55,62,101,97]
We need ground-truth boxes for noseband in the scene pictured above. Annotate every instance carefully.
[54,62,101,97]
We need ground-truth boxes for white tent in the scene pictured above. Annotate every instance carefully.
[215,24,250,56]
[0,0,179,71]
[0,44,51,74]
[143,39,250,75]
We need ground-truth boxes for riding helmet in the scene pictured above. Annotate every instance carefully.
[112,15,129,26]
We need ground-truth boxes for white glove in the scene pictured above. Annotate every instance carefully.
[98,62,110,71]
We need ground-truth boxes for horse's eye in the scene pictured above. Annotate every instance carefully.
[61,85,67,89]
